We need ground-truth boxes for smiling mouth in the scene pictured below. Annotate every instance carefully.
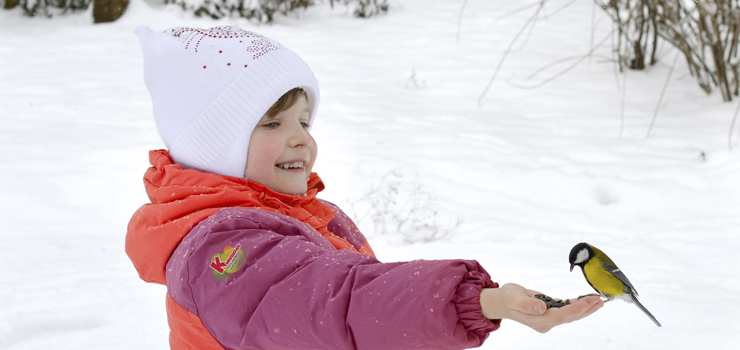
[276,161,306,170]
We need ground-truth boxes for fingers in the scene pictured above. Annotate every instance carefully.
[500,284,547,315]
[519,295,547,315]
[512,295,603,333]
[568,296,604,321]
[542,296,603,325]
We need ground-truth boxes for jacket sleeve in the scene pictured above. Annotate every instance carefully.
[166,207,499,350]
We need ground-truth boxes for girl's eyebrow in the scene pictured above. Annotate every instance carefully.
[262,107,310,120]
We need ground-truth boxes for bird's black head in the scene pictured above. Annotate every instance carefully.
[569,242,594,272]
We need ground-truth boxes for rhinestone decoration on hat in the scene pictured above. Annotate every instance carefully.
[169,26,280,67]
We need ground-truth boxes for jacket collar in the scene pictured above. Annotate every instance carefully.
[126,149,353,285]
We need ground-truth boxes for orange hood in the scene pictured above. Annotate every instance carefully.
[126,150,355,284]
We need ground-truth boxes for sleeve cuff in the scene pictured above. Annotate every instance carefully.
[453,269,501,335]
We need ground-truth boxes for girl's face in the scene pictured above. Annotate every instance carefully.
[244,96,317,195]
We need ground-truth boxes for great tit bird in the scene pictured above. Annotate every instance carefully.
[569,242,661,327]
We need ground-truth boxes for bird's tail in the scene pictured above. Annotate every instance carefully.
[626,293,662,327]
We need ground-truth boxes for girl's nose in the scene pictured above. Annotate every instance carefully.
[287,121,312,147]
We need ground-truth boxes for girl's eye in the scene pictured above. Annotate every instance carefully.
[301,122,310,129]
[263,122,279,128]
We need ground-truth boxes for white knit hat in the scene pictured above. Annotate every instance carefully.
[135,26,320,178]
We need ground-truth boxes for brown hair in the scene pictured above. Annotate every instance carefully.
[265,88,308,118]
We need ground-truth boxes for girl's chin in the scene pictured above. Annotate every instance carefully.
[279,187,307,195]
[273,179,309,195]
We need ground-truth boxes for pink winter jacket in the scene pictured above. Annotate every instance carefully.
[127,150,500,349]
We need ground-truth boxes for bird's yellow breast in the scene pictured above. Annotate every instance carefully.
[584,260,625,297]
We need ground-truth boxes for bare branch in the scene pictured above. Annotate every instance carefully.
[730,96,740,150]
[619,69,628,138]
[647,50,680,138]
[478,0,548,106]
[505,29,614,90]
[456,0,468,44]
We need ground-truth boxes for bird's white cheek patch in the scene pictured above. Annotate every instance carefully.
[576,249,589,264]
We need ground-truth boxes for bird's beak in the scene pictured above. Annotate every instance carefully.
[569,264,574,272]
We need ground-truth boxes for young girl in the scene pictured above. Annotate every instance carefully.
[127,26,602,350]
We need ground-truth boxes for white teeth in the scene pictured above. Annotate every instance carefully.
[278,161,304,169]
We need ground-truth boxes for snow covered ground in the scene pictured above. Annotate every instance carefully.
[1,0,739,349]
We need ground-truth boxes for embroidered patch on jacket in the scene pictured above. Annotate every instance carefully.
[210,244,246,280]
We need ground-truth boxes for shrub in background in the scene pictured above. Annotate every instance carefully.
[596,0,740,101]
[348,169,463,244]
[167,0,387,22]
[2,0,386,21]
[329,0,387,18]
[165,0,311,22]
[5,0,90,16]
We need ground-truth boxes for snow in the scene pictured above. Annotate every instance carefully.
[1,0,738,349]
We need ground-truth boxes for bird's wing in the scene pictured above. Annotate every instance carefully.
[601,260,638,296]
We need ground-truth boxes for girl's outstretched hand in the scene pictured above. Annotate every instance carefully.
[479,283,603,333]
